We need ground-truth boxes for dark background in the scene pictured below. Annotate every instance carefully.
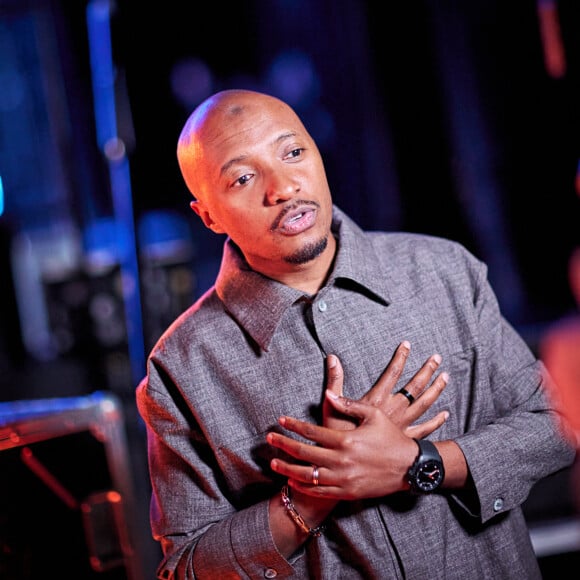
[0,1,579,578]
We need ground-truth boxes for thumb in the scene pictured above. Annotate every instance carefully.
[324,389,373,424]
[326,354,344,397]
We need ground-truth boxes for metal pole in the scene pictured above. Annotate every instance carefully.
[86,0,145,389]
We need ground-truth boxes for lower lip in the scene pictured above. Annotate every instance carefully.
[279,209,316,235]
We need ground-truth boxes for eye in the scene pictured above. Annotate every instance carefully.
[285,148,304,160]
[233,173,253,187]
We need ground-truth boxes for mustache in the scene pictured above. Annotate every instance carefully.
[270,200,320,231]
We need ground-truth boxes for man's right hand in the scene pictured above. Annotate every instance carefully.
[267,341,450,499]
[267,341,449,557]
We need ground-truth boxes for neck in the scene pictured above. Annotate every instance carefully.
[283,235,337,294]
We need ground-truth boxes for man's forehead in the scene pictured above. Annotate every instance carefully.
[182,94,307,167]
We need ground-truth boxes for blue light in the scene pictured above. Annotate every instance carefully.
[0,175,4,217]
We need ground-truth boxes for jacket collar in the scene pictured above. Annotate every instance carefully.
[215,206,391,351]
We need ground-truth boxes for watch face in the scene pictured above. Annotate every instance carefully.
[415,459,444,492]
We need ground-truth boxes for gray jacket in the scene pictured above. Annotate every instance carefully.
[136,206,575,579]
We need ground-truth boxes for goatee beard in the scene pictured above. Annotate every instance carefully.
[284,236,328,265]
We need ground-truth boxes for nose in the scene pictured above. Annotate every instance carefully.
[264,168,300,205]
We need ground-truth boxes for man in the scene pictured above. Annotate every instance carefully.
[136,89,575,579]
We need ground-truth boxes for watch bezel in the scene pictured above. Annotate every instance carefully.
[407,438,445,493]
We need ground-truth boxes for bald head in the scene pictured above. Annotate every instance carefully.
[178,90,278,143]
[176,90,311,199]
[173,88,335,287]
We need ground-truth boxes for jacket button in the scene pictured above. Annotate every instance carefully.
[493,498,504,512]
[264,568,278,578]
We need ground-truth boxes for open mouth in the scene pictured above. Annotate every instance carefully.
[273,202,319,235]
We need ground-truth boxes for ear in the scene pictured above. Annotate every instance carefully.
[190,200,226,234]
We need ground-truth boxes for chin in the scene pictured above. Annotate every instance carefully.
[284,236,328,265]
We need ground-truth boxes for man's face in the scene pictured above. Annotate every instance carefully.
[180,94,335,280]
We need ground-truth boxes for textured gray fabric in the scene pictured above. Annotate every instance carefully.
[136,206,575,579]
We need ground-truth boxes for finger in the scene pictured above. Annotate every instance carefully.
[397,353,442,403]
[361,341,411,406]
[270,458,323,484]
[288,479,343,498]
[267,431,321,466]
[404,410,449,439]
[323,354,356,430]
[403,371,449,423]
[409,370,448,412]
[325,390,384,425]
[389,370,448,430]
[288,476,347,499]
[267,417,340,453]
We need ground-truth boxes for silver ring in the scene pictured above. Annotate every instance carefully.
[312,465,320,486]
[397,388,415,405]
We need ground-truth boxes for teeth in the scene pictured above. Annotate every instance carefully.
[288,213,303,224]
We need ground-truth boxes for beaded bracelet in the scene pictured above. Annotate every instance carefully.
[280,484,326,537]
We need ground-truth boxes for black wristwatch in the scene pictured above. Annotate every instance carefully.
[407,438,445,493]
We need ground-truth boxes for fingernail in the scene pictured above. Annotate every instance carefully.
[327,354,337,368]
[432,353,442,364]
[326,390,339,400]
[441,371,449,382]
[401,340,410,349]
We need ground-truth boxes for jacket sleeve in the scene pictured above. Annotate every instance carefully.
[135,371,297,580]
[450,249,576,524]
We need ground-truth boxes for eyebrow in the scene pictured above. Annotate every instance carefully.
[219,131,298,177]
[220,155,249,177]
